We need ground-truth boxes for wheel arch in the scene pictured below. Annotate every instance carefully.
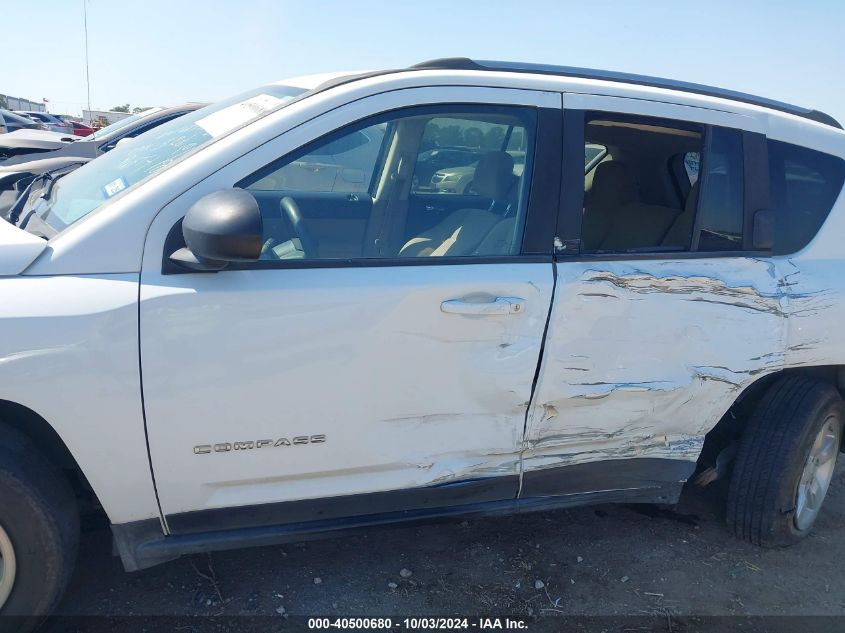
[695,364,845,479]
[0,399,103,514]
[733,365,845,415]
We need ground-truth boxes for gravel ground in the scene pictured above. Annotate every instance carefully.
[43,463,845,633]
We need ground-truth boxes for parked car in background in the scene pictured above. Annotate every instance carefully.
[0,129,78,162]
[0,104,206,218]
[414,146,483,188]
[0,104,205,166]
[0,109,43,134]
[432,149,526,194]
[13,111,73,134]
[70,121,95,137]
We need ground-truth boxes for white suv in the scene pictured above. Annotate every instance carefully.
[1,58,844,621]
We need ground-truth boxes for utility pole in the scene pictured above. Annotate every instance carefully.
[83,0,92,120]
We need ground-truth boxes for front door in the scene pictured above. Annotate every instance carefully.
[139,88,561,533]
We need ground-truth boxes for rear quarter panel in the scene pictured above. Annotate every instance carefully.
[769,128,845,372]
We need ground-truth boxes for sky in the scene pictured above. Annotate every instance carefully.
[4,0,844,124]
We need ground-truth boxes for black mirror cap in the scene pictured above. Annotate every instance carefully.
[182,189,263,263]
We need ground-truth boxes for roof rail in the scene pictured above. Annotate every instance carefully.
[412,58,842,130]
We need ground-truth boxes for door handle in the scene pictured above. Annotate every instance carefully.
[440,297,525,316]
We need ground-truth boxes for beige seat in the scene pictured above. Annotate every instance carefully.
[584,160,690,251]
[474,216,518,255]
[399,152,515,257]
[662,182,700,248]
[599,201,679,251]
[582,161,639,250]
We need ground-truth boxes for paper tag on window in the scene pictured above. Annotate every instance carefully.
[102,176,128,198]
[195,94,285,137]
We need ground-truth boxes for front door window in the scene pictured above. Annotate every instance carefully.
[238,106,537,261]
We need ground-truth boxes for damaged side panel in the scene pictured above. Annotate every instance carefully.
[777,257,844,370]
[522,257,787,482]
[141,263,555,523]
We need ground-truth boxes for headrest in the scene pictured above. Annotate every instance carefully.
[473,151,515,200]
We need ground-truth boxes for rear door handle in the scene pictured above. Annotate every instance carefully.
[440,297,525,316]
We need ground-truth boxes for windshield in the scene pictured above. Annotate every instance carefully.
[82,108,162,141]
[30,85,307,232]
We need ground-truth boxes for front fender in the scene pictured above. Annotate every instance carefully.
[0,273,160,524]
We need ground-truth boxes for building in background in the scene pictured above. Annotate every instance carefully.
[0,94,46,112]
[82,109,132,128]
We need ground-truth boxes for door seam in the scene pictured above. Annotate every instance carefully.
[517,258,558,498]
[136,275,170,535]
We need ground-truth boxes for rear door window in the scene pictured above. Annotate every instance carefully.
[579,113,745,254]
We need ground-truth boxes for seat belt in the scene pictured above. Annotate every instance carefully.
[375,155,410,256]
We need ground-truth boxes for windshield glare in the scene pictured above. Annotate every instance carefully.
[83,108,162,141]
[35,85,306,232]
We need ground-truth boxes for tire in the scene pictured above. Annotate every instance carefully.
[727,376,844,547]
[0,423,79,630]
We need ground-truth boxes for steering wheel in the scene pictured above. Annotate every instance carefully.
[279,196,318,257]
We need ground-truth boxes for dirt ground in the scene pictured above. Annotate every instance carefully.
[43,464,844,633]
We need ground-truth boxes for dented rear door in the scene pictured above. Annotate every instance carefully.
[521,95,785,498]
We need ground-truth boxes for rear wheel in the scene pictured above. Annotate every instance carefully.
[727,376,843,547]
[0,424,79,629]
[794,414,841,530]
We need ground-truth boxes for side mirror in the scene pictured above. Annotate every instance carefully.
[169,189,263,271]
